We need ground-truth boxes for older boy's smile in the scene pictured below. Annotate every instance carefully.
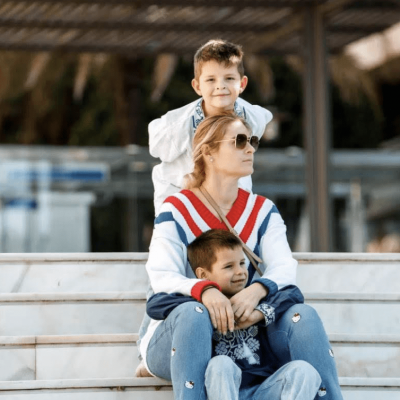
[192,60,248,117]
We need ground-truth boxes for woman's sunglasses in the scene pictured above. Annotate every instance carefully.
[216,134,259,151]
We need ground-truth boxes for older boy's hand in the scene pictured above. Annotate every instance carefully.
[202,288,235,335]
[230,283,267,323]
[234,310,264,330]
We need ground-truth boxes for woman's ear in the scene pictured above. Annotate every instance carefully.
[201,144,211,157]
[195,267,210,279]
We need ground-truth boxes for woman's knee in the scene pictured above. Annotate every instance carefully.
[171,301,213,331]
[271,304,322,334]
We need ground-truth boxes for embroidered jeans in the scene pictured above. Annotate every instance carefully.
[146,302,343,400]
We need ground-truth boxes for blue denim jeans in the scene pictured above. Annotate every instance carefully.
[205,355,321,400]
[146,302,343,400]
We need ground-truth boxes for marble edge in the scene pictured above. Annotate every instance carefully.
[1,332,398,347]
[329,333,400,344]
[0,334,138,346]
[304,292,400,301]
[339,377,400,387]
[0,253,149,262]
[1,378,399,391]
[0,378,172,391]
[0,292,146,302]
[0,252,399,265]
[295,252,400,262]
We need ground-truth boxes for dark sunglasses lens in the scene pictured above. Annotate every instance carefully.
[235,134,248,149]
[250,136,259,151]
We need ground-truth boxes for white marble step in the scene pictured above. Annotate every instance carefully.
[2,333,400,382]
[1,252,399,295]
[0,377,399,400]
[305,293,400,335]
[0,255,149,294]
[1,291,398,336]
[0,293,145,336]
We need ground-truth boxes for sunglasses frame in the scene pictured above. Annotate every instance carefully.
[215,133,259,151]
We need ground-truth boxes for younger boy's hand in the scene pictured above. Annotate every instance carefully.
[234,310,264,330]
[230,283,267,323]
[202,288,235,335]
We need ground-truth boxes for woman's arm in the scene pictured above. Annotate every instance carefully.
[231,201,297,323]
[147,203,235,334]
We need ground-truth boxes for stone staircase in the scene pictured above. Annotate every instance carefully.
[0,252,399,399]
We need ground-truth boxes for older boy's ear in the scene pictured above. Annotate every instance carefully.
[195,267,210,279]
[192,79,202,96]
[239,75,248,93]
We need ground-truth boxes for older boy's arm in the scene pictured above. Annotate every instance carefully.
[148,109,192,162]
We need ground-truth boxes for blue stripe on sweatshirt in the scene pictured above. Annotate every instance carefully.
[155,212,188,247]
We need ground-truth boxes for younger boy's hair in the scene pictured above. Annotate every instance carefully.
[187,229,242,275]
[193,39,244,80]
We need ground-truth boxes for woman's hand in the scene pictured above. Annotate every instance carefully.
[234,310,264,330]
[201,288,235,335]
[230,283,267,323]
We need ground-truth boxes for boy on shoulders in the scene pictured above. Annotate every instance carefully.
[149,39,273,214]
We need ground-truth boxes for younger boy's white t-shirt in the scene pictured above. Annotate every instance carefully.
[149,97,273,214]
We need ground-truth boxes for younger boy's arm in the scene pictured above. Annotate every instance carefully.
[255,285,304,327]
[146,292,196,320]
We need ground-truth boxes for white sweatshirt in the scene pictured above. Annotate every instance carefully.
[149,97,273,214]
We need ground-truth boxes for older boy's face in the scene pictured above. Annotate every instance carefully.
[199,246,248,298]
[192,60,248,117]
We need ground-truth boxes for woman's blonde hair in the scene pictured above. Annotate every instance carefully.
[184,112,251,189]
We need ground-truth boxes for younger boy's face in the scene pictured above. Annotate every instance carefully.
[192,60,248,117]
[197,246,248,298]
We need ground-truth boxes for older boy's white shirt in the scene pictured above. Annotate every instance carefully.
[149,97,273,214]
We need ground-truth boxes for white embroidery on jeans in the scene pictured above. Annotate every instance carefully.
[195,306,204,313]
[318,388,327,397]
[292,313,301,323]
[185,381,194,389]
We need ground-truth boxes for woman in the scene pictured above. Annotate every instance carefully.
[140,113,343,400]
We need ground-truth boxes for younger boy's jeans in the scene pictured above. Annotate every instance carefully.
[146,301,343,400]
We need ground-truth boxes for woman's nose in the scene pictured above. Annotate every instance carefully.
[246,142,255,153]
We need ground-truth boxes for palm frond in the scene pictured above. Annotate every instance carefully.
[150,53,178,103]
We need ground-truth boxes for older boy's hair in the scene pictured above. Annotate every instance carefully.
[187,229,242,274]
[193,39,244,80]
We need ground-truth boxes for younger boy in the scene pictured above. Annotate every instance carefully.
[146,229,307,391]
[149,39,273,214]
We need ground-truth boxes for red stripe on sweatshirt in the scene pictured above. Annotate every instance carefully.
[164,196,203,237]
[240,195,266,243]
[180,190,226,230]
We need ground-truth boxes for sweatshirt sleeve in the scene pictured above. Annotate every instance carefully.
[146,202,202,296]
[146,292,196,320]
[148,101,197,163]
[255,285,304,326]
[253,201,298,295]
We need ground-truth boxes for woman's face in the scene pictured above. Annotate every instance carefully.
[210,120,255,179]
